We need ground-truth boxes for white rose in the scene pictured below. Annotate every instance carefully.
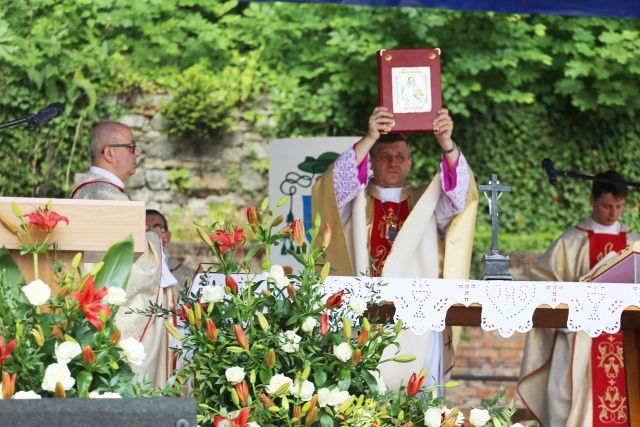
[317,387,332,407]
[367,370,387,395]
[225,366,246,385]
[22,279,51,306]
[13,390,42,399]
[265,265,289,287]
[200,285,225,304]
[348,298,367,315]
[333,342,353,362]
[103,287,127,305]
[301,317,317,333]
[330,388,351,408]
[469,408,491,427]
[266,374,293,396]
[119,337,146,366]
[290,380,315,401]
[42,363,75,392]
[510,424,526,427]
[424,407,443,427]
[89,391,122,398]
[248,423,261,427]
[278,330,302,353]
[55,341,82,364]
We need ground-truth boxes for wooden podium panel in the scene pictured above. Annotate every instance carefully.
[0,197,146,262]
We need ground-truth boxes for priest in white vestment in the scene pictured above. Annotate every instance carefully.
[71,122,178,389]
[312,106,478,393]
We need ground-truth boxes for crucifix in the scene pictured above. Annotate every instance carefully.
[478,174,513,280]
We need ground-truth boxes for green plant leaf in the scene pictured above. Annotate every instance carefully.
[0,246,25,287]
[76,370,93,397]
[95,235,134,290]
[360,370,379,396]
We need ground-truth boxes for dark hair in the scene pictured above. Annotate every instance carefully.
[592,170,628,200]
[370,133,412,158]
[146,209,169,231]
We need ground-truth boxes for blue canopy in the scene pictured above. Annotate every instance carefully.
[250,0,640,19]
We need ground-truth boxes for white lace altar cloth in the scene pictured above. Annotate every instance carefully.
[192,274,640,338]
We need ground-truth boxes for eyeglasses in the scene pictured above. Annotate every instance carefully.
[146,224,166,233]
[101,142,137,154]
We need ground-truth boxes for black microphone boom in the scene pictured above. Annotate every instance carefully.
[26,102,65,129]
[541,158,557,186]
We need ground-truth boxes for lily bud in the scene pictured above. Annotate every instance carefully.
[281,395,290,410]
[322,224,332,248]
[398,410,405,421]
[268,405,280,413]
[71,252,82,270]
[0,212,18,234]
[292,219,304,247]
[235,381,249,406]
[194,302,202,320]
[234,324,249,350]
[319,262,330,283]
[11,202,22,219]
[256,312,269,331]
[352,348,362,366]
[110,329,121,344]
[82,346,96,365]
[287,283,296,298]
[231,388,240,406]
[301,365,310,381]
[305,406,318,425]
[325,290,344,309]
[260,196,270,213]
[401,422,413,427]
[314,212,321,228]
[246,206,259,231]
[225,275,238,295]
[337,396,356,413]
[164,321,183,340]
[261,290,271,298]
[205,318,217,341]
[293,406,302,425]
[30,327,45,347]
[54,381,66,398]
[362,317,371,332]
[197,227,214,246]
[250,369,256,385]
[274,382,290,396]
[357,329,368,346]
[261,393,274,408]
[406,371,426,397]
[276,195,289,208]
[187,308,195,326]
[266,348,276,369]
[320,310,329,336]
[88,262,104,277]
[419,365,428,379]
[1,371,16,399]
[393,354,416,363]
[341,317,352,340]
[395,319,403,334]
[271,215,284,227]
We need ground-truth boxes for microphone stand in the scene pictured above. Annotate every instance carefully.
[556,170,640,189]
[0,116,35,130]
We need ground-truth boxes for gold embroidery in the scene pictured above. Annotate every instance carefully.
[596,242,616,262]
[378,205,404,241]
[595,336,628,424]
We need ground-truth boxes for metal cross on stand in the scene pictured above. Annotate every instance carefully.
[477,174,514,281]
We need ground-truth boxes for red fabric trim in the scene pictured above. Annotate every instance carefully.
[71,179,124,198]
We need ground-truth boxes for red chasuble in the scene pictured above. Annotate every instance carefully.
[584,229,629,426]
[369,199,410,276]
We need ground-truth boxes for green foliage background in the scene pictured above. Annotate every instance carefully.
[1,0,640,259]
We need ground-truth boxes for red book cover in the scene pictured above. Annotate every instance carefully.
[377,48,442,133]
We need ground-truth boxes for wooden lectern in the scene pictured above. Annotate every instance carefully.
[0,197,146,284]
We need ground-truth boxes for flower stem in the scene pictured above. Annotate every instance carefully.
[33,251,39,280]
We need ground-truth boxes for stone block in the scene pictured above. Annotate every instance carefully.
[145,170,171,191]
[0,397,197,427]
[119,114,147,130]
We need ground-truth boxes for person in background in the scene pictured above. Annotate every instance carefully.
[518,170,640,426]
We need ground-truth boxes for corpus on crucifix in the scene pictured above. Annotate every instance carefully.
[478,173,513,280]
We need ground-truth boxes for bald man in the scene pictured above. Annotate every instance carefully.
[71,122,177,390]
[71,122,140,199]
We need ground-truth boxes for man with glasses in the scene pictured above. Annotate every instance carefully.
[312,106,478,393]
[71,121,177,390]
[71,122,140,199]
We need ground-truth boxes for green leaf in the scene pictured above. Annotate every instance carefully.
[313,369,327,387]
[360,370,379,396]
[0,246,25,287]
[319,413,335,427]
[76,371,93,397]
[95,235,134,290]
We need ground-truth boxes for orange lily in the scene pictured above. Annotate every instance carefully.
[320,310,329,336]
[325,290,344,309]
[234,324,249,350]
[209,228,245,253]
[205,318,218,341]
[1,371,16,398]
[322,224,332,248]
[235,380,249,406]
[24,207,69,233]
[292,219,304,247]
[214,407,251,427]
[246,206,259,232]
[0,337,17,366]
[406,371,426,397]
[82,345,96,365]
[225,275,238,295]
[69,277,111,330]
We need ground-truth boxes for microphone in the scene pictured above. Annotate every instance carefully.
[27,102,65,129]
[541,158,557,186]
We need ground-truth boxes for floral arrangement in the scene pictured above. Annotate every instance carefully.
[163,197,520,427]
[0,201,159,399]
